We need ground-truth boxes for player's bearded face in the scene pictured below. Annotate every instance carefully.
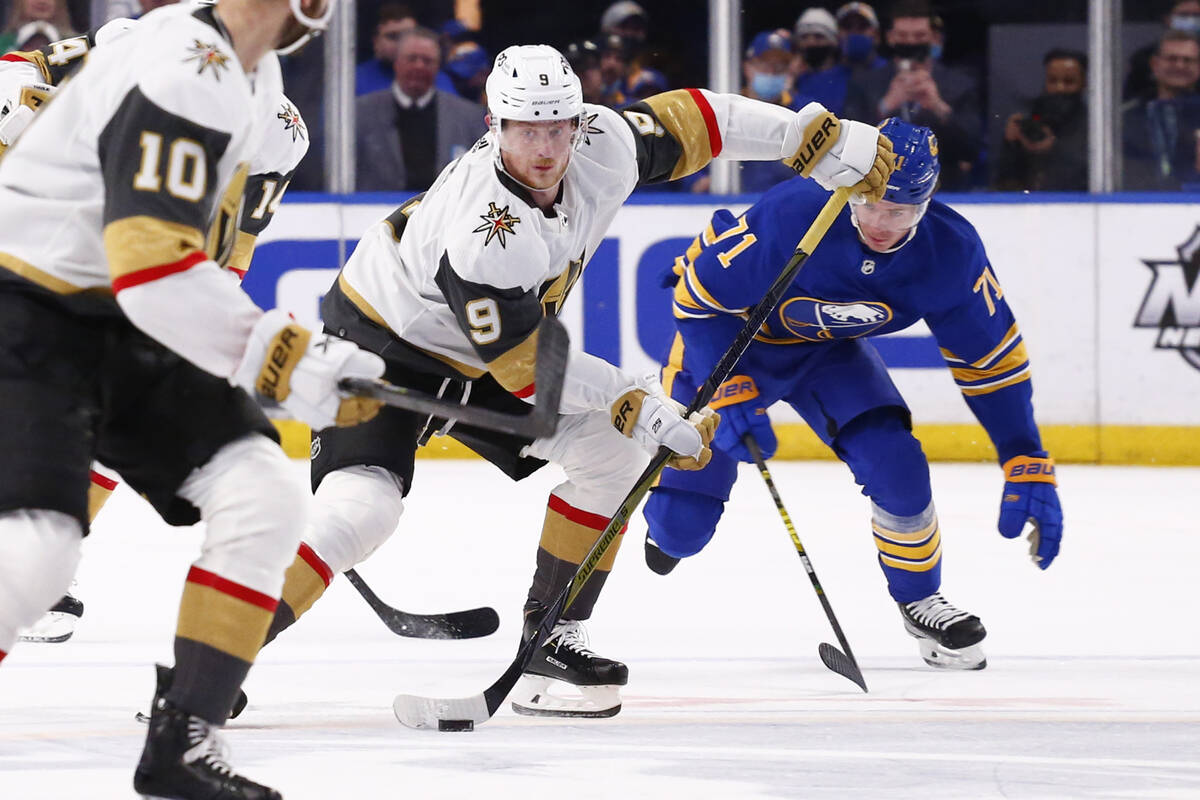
[499,119,577,190]
[851,199,926,252]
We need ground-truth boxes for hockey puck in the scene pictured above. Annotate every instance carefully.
[437,718,475,732]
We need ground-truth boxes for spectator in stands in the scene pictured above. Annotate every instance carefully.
[600,0,648,49]
[738,29,802,192]
[1125,0,1200,101]
[845,0,982,190]
[566,39,607,105]
[1123,30,1200,190]
[440,40,489,104]
[626,66,668,104]
[793,7,867,115]
[355,27,485,191]
[597,32,630,107]
[995,49,1089,192]
[0,0,73,52]
[356,3,417,97]
[836,1,886,72]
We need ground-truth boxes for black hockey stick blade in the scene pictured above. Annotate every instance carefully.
[339,315,568,440]
[391,188,856,732]
[818,642,868,692]
[344,569,499,640]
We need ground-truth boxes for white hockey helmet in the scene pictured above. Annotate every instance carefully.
[485,45,585,138]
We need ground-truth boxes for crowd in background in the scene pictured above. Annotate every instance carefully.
[4,0,1200,193]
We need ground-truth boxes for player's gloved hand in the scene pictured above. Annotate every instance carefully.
[998,452,1062,570]
[233,309,386,431]
[783,102,896,203]
[0,82,54,153]
[708,375,775,463]
[611,384,719,471]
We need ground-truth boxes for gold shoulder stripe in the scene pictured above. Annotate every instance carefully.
[642,89,718,180]
[487,327,539,393]
[0,251,91,294]
[103,216,206,282]
[227,231,257,276]
[3,50,52,84]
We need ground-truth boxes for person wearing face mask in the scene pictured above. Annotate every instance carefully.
[1123,30,1200,190]
[793,7,868,117]
[836,2,886,72]
[996,49,1089,191]
[737,29,802,191]
[1125,0,1200,101]
[844,0,982,190]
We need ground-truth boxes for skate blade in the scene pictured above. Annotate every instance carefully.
[917,639,987,671]
[510,675,622,718]
[17,612,78,643]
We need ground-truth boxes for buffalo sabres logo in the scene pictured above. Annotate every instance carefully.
[775,297,892,342]
[277,102,307,142]
[473,202,520,248]
[1135,225,1200,370]
[184,40,230,78]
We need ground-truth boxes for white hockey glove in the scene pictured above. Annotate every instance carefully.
[783,102,895,203]
[0,82,53,154]
[611,383,720,471]
[232,309,386,431]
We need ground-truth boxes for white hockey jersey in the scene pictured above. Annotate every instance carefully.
[339,88,804,414]
[0,3,290,377]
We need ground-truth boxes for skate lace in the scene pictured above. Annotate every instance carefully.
[904,593,970,630]
[182,717,235,777]
[545,620,597,658]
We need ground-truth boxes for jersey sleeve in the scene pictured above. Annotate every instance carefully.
[923,233,1043,462]
[229,95,309,277]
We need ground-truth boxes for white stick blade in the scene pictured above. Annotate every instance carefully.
[392,693,490,729]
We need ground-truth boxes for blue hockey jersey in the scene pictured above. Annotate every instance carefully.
[662,178,1042,463]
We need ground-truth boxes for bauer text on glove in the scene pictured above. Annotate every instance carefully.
[783,103,896,203]
[998,452,1062,570]
[611,388,719,470]
[708,375,776,463]
[233,309,386,431]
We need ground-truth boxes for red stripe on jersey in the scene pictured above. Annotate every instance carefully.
[185,566,278,612]
[0,648,7,663]
[0,53,33,63]
[111,251,207,293]
[547,494,626,533]
[297,542,334,587]
[89,470,119,491]
[228,266,247,279]
[686,88,722,158]
[513,382,536,399]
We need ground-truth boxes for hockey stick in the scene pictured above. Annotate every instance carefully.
[339,315,569,440]
[742,435,867,692]
[392,187,855,730]
[343,568,500,640]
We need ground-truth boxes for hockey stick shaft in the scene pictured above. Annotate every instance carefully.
[339,315,568,439]
[343,568,499,640]
[391,188,855,728]
[743,435,866,691]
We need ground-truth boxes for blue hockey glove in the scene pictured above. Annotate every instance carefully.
[998,452,1062,570]
[710,375,776,463]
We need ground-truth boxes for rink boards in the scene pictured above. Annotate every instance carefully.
[250,193,1200,465]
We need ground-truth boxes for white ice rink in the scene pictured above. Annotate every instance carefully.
[2,459,1198,799]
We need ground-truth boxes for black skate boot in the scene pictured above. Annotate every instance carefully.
[136,665,248,724]
[899,592,987,670]
[512,611,628,718]
[133,696,280,800]
[644,533,680,575]
[19,592,84,643]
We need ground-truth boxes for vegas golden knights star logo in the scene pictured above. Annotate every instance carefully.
[1135,226,1200,370]
[473,202,521,248]
[184,40,230,78]
[277,102,307,142]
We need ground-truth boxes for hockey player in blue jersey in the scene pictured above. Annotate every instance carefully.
[642,118,1063,670]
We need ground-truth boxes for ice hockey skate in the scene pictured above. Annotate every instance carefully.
[18,592,84,643]
[899,592,987,670]
[133,694,279,800]
[644,533,680,575]
[511,618,628,718]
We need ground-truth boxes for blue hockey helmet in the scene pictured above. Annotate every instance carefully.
[878,117,940,205]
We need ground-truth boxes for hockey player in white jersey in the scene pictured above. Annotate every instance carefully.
[0,1,382,798]
[0,18,312,648]
[252,44,894,718]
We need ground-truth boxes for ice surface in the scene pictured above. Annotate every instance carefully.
[2,460,1198,798]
